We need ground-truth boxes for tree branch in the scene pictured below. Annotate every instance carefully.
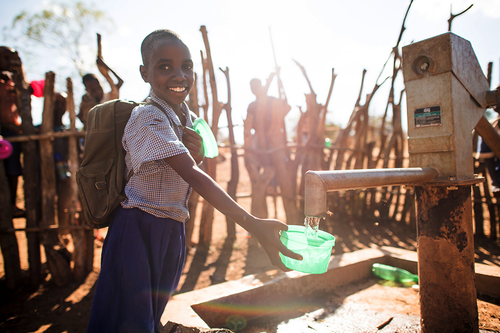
[448,4,473,32]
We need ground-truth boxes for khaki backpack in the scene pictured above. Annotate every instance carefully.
[76,99,140,228]
[76,99,195,229]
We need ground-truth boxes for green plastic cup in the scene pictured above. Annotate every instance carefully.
[280,225,335,274]
[193,118,219,158]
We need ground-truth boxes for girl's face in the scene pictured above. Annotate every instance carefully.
[140,39,194,113]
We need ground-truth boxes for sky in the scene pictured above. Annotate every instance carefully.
[1,0,499,143]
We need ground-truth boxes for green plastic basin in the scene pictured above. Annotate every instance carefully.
[280,225,335,274]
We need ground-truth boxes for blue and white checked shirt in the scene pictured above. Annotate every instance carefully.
[121,92,195,222]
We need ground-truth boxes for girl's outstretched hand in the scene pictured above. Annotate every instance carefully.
[245,217,303,272]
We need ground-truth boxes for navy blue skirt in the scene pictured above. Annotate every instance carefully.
[87,207,186,333]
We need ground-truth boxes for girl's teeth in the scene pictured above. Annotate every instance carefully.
[170,87,185,92]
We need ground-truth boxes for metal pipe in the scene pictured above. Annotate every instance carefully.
[304,167,439,217]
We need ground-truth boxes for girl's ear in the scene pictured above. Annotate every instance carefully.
[139,65,148,83]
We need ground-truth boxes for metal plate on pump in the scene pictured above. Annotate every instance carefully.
[414,106,441,127]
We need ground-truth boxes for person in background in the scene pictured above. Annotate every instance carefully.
[78,56,124,128]
[0,46,28,218]
[476,84,500,194]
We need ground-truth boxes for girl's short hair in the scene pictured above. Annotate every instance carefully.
[141,29,183,66]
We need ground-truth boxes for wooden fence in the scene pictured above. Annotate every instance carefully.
[1,19,498,290]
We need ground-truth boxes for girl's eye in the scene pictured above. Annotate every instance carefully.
[159,64,170,70]
[184,64,193,70]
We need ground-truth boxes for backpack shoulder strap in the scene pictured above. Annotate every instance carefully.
[145,100,174,128]
[146,100,199,127]
[124,100,175,181]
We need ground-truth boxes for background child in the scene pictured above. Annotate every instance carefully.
[86,29,302,332]
[0,46,27,218]
[78,56,124,128]
[476,84,500,193]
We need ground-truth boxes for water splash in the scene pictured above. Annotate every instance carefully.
[304,216,323,239]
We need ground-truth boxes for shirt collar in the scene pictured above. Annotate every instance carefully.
[148,91,191,127]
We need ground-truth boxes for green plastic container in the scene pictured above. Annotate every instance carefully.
[372,263,418,283]
[193,118,219,158]
[280,225,335,274]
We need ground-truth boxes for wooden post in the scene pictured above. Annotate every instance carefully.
[66,78,91,280]
[198,25,222,247]
[0,159,22,289]
[448,4,473,32]
[333,69,367,171]
[39,72,72,287]
[184,72,200,249]
[14,71,42,287]
[97,33,102,58]
[39,72,57,238]
[220,66,237,238]
[367,2,413,221]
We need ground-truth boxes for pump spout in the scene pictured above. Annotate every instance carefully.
[304,167,439,218]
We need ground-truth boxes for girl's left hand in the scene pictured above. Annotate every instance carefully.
[182,126,204,165]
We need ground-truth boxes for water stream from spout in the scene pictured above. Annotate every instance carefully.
[304,216,323,239]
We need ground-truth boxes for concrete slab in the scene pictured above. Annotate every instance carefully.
[161,246,500,331]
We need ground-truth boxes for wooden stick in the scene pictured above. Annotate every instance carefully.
[39,71,57,234]
[220,66,237,238]
[40,71,72,286]
[269,27,286,100]
[377,316,394,330]
[200,50,209,121]
[67,77,91,280]
[293,59,315,96]
[200,26,222,132]
[376,0,414,167]
[316,68,337,141]
[448,4,473,32]
[323,68,336,112]
[15,67,42,287]
[354,69,367,108]
[487,62,493,88]
[97,33,102,58]
[6,130,85,142]
[187,72,200,116]
[199,25,220,247]
[185,72,201,249]
[0,225,91,233]
[67,77,79,227]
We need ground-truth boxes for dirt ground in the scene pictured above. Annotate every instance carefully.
[1,148,500,332]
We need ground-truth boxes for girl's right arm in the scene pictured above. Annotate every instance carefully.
[166,152,302,271]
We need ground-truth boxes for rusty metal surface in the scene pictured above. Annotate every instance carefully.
[403,33,488,181]
[423,177,484,187]
[405,73,482,180]
[415,185,478,333]
[402,32,489,107]
[408,134,453,153]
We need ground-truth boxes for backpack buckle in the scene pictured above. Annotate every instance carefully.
[95,181,107,189]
